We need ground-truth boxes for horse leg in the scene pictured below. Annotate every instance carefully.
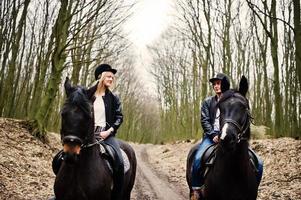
[122,170,136,200]
[122,190,131,200]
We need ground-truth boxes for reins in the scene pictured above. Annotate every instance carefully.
[223,117,250,143]
[81,138,104,149]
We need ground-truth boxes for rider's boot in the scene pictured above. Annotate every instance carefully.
[190,188,202,200]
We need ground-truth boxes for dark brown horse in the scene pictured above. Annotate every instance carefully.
[54,78,136,200]
[186,76,259,200]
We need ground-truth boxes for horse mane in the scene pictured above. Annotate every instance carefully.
[64,87,92,118]
[219,89,250,109]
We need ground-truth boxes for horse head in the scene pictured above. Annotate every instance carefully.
[60,77,94,158]
[218,76,251,152]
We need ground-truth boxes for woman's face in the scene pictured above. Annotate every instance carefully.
[102,72,115,88]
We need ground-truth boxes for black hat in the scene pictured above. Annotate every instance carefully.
[94,64,117,80]
[209,73,230,92]
[209,73,230,84]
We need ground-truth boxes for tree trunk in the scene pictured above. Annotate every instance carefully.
[293,0,301,137]
[33,0,73,138]
[270,0,282,136]
[293,0,301,90]
[3,0,30,117]
[29,1,52,118]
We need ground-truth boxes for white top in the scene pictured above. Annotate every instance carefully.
[94,95,106,127]
[213,108,220,132]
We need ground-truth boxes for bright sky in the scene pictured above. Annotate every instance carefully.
[124,0,173,47]
[123,0,174,93]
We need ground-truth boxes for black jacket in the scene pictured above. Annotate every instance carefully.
[200,95,219,139]
[87,83,123,135]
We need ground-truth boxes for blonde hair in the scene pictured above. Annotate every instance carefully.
[97,71,115,90]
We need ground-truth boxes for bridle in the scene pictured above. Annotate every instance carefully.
[219,92,252,143]
[223,110,251,143]
[61,133,101,150]
[61,87,99,151]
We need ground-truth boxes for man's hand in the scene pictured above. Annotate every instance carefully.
[213,135,219,143]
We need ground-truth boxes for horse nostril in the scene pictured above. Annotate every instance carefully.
[63,144,81,155]
[221,132,237,147]
[230,134,237,143]
[229,138,236,145]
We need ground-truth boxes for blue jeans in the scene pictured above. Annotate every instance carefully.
[191,137,264,188]
[191,137,214,188]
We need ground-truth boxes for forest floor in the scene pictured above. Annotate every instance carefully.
[0,117,300,200]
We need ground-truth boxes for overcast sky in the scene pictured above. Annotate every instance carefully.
[123,0,174,93]
[124,0,173,47]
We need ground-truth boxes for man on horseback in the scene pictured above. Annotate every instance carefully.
[190,73,230,200]
[190,73,263,200]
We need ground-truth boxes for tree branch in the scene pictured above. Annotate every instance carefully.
[246,0,295,32]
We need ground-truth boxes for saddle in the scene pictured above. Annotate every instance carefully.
[248,148,260,174]
[98,142,130,174]
[199,144,260,178]
[200,144,218,178]
[52,143,130,175]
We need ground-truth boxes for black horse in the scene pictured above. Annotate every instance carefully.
[54,79,137,200]
[186,76,259,200]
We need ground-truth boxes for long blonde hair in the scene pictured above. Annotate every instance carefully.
[96,71,115,91]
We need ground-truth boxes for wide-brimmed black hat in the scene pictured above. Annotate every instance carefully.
[209,73,230,84]
[94,64,117,80]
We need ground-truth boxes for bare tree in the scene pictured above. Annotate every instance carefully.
[0,0,134,139]
[293,0,301,91]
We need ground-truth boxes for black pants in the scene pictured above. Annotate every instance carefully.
[95,127,124,200]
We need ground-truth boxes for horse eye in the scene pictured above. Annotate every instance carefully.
[61,111,67,117]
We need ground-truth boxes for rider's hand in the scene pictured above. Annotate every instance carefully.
[99,130,111,139]
[99,127,114,139]
[213,135,219,143]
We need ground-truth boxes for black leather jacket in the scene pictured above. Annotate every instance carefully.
[87,83,123,135]
[201,95,219,139]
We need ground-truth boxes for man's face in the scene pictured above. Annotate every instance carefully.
[212,80,222,95]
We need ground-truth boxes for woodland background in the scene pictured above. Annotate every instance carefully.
[0,0,300,143]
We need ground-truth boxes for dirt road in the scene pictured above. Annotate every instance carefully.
[131,144,187,200]
[0,118,300,200]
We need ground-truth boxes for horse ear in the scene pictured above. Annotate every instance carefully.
[221,77,230,93]
[239,75,248,96]
[64,77,73,97]
[86,81,98,99]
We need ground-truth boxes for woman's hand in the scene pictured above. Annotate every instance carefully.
[99,130,111,139]
[99,127,114,139]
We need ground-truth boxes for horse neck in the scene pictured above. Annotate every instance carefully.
[217,141,250,175]
[81,139,98,158]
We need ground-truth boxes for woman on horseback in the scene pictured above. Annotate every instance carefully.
[87,63,124,200]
